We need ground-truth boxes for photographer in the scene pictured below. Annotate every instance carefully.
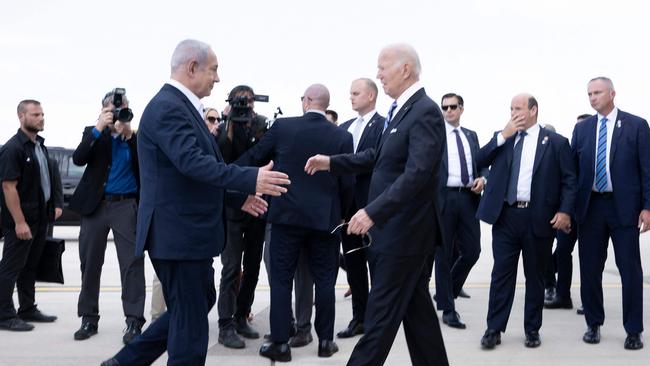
[69,89,145,344]
[216,85,268,348]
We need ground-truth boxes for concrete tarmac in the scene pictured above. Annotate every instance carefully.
[0,223,648,365]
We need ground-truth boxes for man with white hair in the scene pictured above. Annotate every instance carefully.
[100,39,290,366]
[306,43,449,366]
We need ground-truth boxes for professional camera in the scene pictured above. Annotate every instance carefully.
[226,94,269,124]
[111,88,134,123]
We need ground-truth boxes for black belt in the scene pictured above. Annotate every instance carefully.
[591,191,613,199]
[103,193,137,202]
[505,201,530,208]
[446,186,472,193]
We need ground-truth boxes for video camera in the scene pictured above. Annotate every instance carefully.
[111,88,134,123]
[226,94,269,124]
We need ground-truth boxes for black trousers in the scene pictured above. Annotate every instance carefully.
[579,195,643,334]
[0,221,48,320]
[115,258,216,366]
[76,199,145,324]
[487,206,553,333]
[348,252,449,366]
[217,217,265,328]
[552,217,578,299]
[434,189,481,312]
[269,224,338,343]
[340,202,369,323]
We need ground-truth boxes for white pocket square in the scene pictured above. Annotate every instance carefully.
[390,128,397,134]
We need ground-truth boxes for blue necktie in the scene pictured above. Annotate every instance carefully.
[453,129,470,186]
[506,131,527,205]
[383,101,398,132]
[595,117,608,192]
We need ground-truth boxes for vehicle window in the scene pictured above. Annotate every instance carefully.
[67,156,85,178]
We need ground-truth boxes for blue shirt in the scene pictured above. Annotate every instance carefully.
[92,127,137,194]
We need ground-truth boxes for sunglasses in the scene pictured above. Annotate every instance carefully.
[441,104,460,111]
[206,116,218,123]
[331,222,373,254]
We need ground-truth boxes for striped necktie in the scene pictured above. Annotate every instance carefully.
[383,101,398,132]
[595,117,608,192]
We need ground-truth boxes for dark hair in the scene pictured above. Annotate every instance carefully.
[228,85,255,101]
[325,109,338,123]
[441,93,464,106]
[102,90,129,108]
[527,96,538,110]
[576,113,592,121]
[17,99,41,113]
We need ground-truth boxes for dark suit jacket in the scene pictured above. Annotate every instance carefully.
[237,112,354,232]
[338,112,385,209]
[476,126,576,238]
[437,126,489,212]
[69,126,139,216]
[136,84,258,260]
[330,88,445,257]
[571,110,650,226]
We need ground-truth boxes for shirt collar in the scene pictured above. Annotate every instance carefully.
[359,109,377,123]
[16,128,44,145]
[394,81,423,111]
[598,107,618,123]
[305,109,326,117]
[166,79,203,116]
[445,121,462,134]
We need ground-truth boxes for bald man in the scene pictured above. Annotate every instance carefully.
[476,94,575,349]
[237,84,354,361]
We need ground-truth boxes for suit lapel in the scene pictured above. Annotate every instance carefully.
[376,88,425,154]
[532,128,549,176]
[585,116,598,178]
[356,113,379,152]
[610,110,624,164]
[180,90,223,161]
[462,127,479,178]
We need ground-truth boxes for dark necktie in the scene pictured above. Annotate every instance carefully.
[595,117,608,192]
[383,101,398,133]
[506,131,527,205]
[453,129,470,186]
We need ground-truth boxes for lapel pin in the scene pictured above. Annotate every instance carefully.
[541,136,549,145]
[26,157,31,162]
[617,120,621,128]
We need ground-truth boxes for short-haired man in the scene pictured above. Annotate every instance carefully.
[0,100,58,332]
[69,90,146,344]
[325,109,338,124]
[434,93,487,329]
[573,77,649,350]
[477,94,575,349]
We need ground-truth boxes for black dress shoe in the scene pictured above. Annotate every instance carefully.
[0,317,34,331]
[582,325,600,344]
[74,322,98,340]
[259,342,291,362]
[525,331,541,348]
[235,316,260,339]
[544,296,573,309]
[458,289,471,299]
[442,311,466,329]
[100,358,121,366]
[288,329,313,347]
[122,320,143,345]
[18,309,57,323]
[318,340,339,357]
[576,306,584,315]
[624,333,643,350]
[337,320,364,338]
[544,287,556,302]
[219,327,245,348]
[481,329,501,349]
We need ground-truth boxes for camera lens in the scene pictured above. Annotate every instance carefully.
[115,108,134,122]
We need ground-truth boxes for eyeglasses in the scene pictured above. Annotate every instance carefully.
[441,104,460,111]
[301,96,312,102]
[206,116,218,123]
[330,222,373,254]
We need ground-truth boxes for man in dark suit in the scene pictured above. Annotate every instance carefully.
[69,90,145,344]
[434,93,487,329]
[237,83,354,362]
[100,39,290,366]
[572,77,649,350]
[306,43,449,366]
[476,94,575,349]
[336,78,384,339]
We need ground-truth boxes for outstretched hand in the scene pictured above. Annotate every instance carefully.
[241,194,268,217]
[256,161,290,196]
[304,154,330,175]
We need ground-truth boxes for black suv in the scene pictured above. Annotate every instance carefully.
[46,147,84,225]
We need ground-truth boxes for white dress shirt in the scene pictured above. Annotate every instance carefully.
[497,123,540,202]
[389,82,423,124]
[445,121,474,187]
[166,79,204,117]
[592,107,617,192]
[347,110,376,152]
